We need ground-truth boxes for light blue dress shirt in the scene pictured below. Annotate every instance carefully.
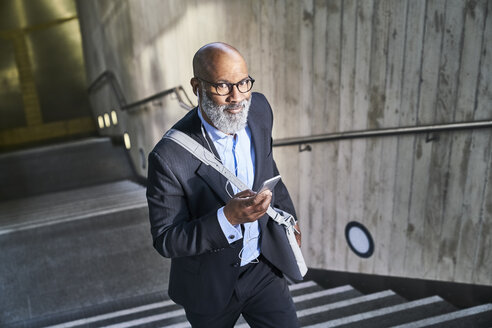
[198,108,260,266]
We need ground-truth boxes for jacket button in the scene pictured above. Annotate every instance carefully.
[232,262,240,267]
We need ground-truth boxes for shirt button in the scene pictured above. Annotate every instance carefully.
[228,234,235,240]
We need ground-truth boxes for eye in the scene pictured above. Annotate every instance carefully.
[216,83,229,89]
[215,83,230,94]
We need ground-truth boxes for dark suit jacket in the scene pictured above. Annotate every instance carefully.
[146,92,302,314]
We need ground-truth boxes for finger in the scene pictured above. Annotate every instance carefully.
[245,190,270,206]
[249,191,271,212]
[239,195,259,208]
[234,189,256,198]
[247,196,271,218]
[258,192,272,209]
[252,190,272,205]
[257,188,272,197]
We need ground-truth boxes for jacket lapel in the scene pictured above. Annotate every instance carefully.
[247,109,271,230]
[186,108,232,205]
[249,117,269,192]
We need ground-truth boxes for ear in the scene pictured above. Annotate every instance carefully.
[190,77,200,97]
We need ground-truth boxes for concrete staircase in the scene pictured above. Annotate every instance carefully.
[8,281,492,327]
[0,138,169,327]
[1,137,491,327]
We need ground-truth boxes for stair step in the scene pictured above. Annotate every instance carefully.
[0,137,135,200]
[297,290,406,326]
[164,322,193,328]
[0,179,143,216]
[289,280,318,291]
[391,303,492,328]
[234,285,362,327]
[289,280,325,297]
[92,308,186,328]
[0,180,146,235]
[294,287,363,312]
[303,295,455,327]
[293,285,356,303]
[42,300,177,328]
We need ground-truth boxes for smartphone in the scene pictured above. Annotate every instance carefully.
[257,175,281,193]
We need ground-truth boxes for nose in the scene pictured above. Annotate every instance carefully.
[227,84,245,103]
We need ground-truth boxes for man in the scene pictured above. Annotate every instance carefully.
[146,42,302,327]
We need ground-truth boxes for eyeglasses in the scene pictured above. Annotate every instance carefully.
[195,76,255,96]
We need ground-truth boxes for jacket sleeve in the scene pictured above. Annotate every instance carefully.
[146,150,230,258]
[271,158,298,221]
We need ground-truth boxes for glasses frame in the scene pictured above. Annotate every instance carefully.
[195,76,255,96]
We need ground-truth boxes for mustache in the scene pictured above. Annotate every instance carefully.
[223,99,248,111]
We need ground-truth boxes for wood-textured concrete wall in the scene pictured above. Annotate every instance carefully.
[77,0,492,286]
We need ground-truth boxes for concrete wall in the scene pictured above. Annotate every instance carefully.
[76,0,492,286]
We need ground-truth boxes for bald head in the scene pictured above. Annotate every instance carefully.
[192,42,247,81]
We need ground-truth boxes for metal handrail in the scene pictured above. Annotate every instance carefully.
[273,119,492,148]
[87,70,127,107]
[123,86,194,112]
[87,70,194,112]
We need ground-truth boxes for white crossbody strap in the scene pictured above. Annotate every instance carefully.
[163,128,307,277]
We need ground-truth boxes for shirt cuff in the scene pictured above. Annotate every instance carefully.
[217,207,242,243]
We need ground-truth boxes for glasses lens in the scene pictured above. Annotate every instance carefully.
[237,79,251,93]
[215,83,231,96]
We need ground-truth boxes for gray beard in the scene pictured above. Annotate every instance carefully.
[200,89,251,134]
